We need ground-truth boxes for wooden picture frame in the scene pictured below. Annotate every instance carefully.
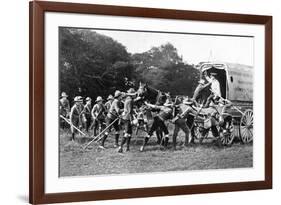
[29,1,272,204]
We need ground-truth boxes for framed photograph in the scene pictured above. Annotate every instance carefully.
[29,1,272,204]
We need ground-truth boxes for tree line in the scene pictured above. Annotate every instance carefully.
[59,28,200,101]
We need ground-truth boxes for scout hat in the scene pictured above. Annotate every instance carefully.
[95,96,103,102]
[126,88,137,96]
[61,92,68,97]
[183,97,194,105]
[163,98,173,107]
[107,95,114,100]
[86,97,92,101]
[127,88,136,93]
[114,90,122,98]
[198,79,205,84]
[166,92,171,97]
[74,96,83,102]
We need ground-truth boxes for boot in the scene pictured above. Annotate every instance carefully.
[156,133,161,144]
[216,137,223,147]
[126,137,131,152]
[189,128,195,144]
[99,134,107,149]
[114,134,119,147]
[189,136,195,144]
[93,127,97,137]
[164,137,169,147]
[156,130,163,145]
[160,137,165,146]
[140,136,149,152]
[71,133,75,141]
[184,134,189,147]
[118,137,127,153]
[172,138,177,150]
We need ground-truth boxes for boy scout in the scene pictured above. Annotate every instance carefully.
[69,96,83,141]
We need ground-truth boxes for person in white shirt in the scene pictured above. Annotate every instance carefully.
[204,72,222,107]
[205,72,221,97]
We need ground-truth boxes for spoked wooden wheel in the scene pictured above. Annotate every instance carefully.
[194,125,208,144]
[218,115,235,146]
[240,109,253,143]
[219,124,235,145]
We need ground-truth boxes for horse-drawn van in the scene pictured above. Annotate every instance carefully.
[193,62,253,145]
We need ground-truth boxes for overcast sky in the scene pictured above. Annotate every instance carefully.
[94,29,254,66]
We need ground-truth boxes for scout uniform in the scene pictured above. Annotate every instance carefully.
[69,96,83,141]
[91,96,105,136]
[83,97,92,132]
[59,92,70,129]
[171,98,197,149]
[100,90,123,149]
[118,88,136,153]
[204,73,221,108]
[192,79,211,105]
[59,92,70,116]
[140,98,173,152]
[134,106,149,135]
[104,95,114,113]
[209,74,221,97]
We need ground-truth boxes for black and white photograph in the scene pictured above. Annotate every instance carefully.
[58,27,254,177]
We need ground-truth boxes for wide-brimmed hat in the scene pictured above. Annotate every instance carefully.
[183,97,194,105]
[114,90,122,98]
[126,88,137,96]
[198,79,205,84]
[127,88,136,93]
[61,92,68,97]
[95,96,103,102]
[86,97,92,101]
[74,96,83,102]
[107,95,114,100]
[163,98,173,107]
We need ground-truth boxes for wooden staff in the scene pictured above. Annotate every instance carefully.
[83,117,119,150]
[209,89,244,115]
[60,115,86,136]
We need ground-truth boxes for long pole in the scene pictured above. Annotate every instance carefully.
[60,115,86,136]
[83,117,119,150]
[209,88,244,115]
[216,93,244,115]
[190,104,204,131]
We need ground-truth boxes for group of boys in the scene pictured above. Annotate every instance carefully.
[59,88,142,152]
[59,72,223,152]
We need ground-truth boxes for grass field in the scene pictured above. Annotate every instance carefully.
[59,124,253,177]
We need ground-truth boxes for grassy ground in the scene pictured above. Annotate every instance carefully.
[59,125,253,177]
